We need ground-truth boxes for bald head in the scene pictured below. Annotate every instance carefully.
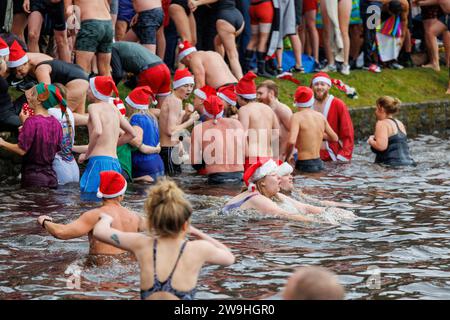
[283,266,345,300]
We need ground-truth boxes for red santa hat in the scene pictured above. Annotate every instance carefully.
[194,85,216,100]
[294,86,315,108]
[112,98,127,117]
[311,72,332,87]
[89,76,119,102]
[0,37,9,57]
[173,68,194,89]
[7,40,28,68]
[217,84,237,107]
[203,95,224,124]
[243,158,278,192]
[96,171,127,199]
[235,71,257,100]
[276,160,294,176]
[125,86,155,110]
[178,40,197,61]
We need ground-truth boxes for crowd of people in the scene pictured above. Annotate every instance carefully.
[0,0,435,300]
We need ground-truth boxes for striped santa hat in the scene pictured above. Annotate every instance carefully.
[173,68,194,89]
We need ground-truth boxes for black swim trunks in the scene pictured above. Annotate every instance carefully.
[216,8,244,30]
[30,0,66,31]
[170,0,191,15]
[132,8,164,45]
[160,146,182,176]
[207,172,243,185]
[295,158,324,173]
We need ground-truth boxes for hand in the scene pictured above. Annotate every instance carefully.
[190,111,200,122]
[23,0,31,14]
[154,143,161,153]
[367,135,375,144]
[185,103,194,113]
[188,0,198,12]
[37,215,53,227]
[130,14,139,27]
[78,153,86,164]
[19,108,30,124]
[287,155,295,166]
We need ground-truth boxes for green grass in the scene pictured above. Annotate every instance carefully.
[9,68,450,109]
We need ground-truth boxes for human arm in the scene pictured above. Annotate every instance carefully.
[34,64,52,85]
[93,213,147,252]
[190,59,206,89]
[165,105,199,137]
[72,145,88,154]
[189,226,235,266]
[298,191,360,208]
[37,210,99,240]
[23,0,31,13]
[117,116,137,146]
[285,115,299,162]
[0,138,26,156]
[335,102,354,161]
[248,195,314,222]
[324,118,338,142]
[367,121,389,151]
[414,0,440,6]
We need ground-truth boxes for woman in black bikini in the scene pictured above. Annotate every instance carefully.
[94,178,234,300]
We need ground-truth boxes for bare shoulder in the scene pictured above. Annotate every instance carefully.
[278,102,293,115]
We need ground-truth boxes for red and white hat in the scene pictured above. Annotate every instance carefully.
[7,40,28,68]
[311,72,332,87]
[217,84,237,107]
[173,68,194,89]
[178,40,197,61]
[96,171,127,199]
[125,86,155,110]
[243,158,278,192]
[276,160,294,176]
[236,71,257,100]
[203,95,224,124]
[89,76,119,102]
[0,37,9,57]
[113,98,126,117]
[294,86,315,108]
[194,85,216,100]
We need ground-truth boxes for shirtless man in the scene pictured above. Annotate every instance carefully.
[159,68,199,176]
[287,86,338,173]
[37,171,145,255]
[191,95,246,184]
[235,72,280,169]
[256,80,293,160]
[124,0,164,54]
[177,40,238,90]
[416,0,450,93]
[79,76,136,193]
[65,0,113,75]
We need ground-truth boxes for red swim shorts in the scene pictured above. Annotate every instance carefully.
[138,63,171,97]
[250,1,274,25]
[303,0,318,12]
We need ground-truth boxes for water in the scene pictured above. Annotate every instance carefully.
[0,135,449,300]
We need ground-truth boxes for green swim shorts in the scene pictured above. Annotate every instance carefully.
[75,19,114,53]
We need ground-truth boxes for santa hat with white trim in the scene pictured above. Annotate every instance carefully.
[173,68,194,89]
[243,158,278,192]
[178,40,197,61]
[203,95,224,124]
[194,85,216,100]
[96,171,127,199]
[294,86,315,108]
[7,40,28,67]
[311,72,332,87]
[0,37,9,57]
[236,71,257,100]
[276,160,294,177]
[217,84,237,106]
[125,86,155,110]
[89,76,119,102]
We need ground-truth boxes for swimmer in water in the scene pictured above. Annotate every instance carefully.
[222,159,328,221]
[93,178,235,300]
[37,171,145,255]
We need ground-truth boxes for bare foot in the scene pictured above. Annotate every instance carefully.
[422,63,440,72]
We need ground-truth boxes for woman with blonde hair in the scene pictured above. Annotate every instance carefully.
[94,178,235,300]
[368,96,415,166]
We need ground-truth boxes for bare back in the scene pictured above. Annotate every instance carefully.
[87,102,121,158]
[75,0,111,20]
[293,110,326,160]
[28,52,53,68]
[239,102,279,158]
[159,94,183,147]
[133,0,162,12]
[191,51,237,89]
[272,100,293,157]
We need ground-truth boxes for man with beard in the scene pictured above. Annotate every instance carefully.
[236,72,280,169]
[256,80,292,160]
[310,72,354,162]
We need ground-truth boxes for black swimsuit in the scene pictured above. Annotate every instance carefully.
[214,0,244,30]
[35,60,88,85]
[371,118,415,166]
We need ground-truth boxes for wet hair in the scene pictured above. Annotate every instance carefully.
[144,179,193,237]
[284,266,345,300]
[257,80,279,97]
[376,96,401,115]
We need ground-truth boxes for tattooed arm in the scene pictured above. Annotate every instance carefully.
[93,213,147,252]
